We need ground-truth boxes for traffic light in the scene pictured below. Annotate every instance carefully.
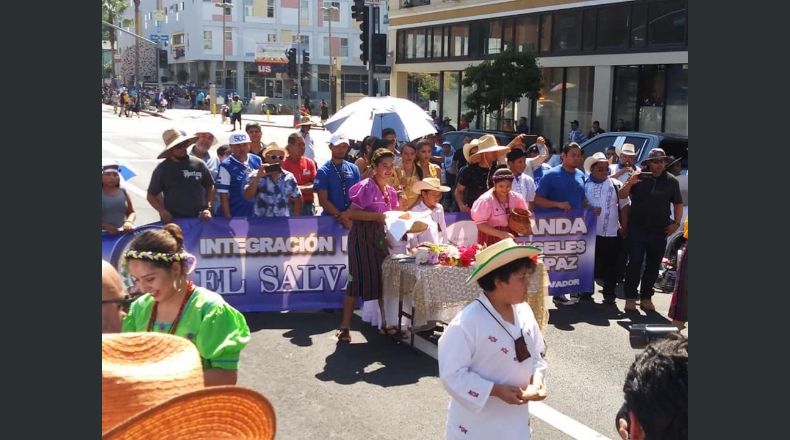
[372,34,386,65]
[359,11,370,64]
[301,50,310,77]
[158,49,168,66]
[351,0,365,22]
[286,48,297,77]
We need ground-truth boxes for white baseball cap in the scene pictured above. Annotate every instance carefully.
[228,132,250,145]
[329,133,350,146]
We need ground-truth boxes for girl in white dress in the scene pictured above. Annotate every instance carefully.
[438,238,547,439]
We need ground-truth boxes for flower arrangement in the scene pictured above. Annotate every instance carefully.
[414,243,483,267]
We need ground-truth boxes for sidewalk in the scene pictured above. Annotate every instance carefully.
[146,107,328,130]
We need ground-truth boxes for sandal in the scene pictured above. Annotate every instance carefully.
[335,328,351,343]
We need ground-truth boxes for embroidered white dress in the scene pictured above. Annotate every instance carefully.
[438,294,547,440]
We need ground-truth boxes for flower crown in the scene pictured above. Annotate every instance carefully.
[123,250,188,263]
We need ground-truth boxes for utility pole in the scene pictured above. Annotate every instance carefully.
[322,4,340,114]
[134,0,141,87]
[297,4,302,112]
[215,1,234,99]
[367,3,374,97]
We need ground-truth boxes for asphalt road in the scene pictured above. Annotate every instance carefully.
[101,107,688,439]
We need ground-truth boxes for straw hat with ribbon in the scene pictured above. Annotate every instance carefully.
[157,128,198,159]
[412,177,450,193]
[261,141,287,157]
[583,152,610,174]
[616,143,637,157]
[102,333,276,439]
[471,135,510,158]
[465,238,541,285]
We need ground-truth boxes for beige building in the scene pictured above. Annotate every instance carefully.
[387,0,688,143]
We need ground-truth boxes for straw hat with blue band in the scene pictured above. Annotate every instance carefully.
[465,238,541,285]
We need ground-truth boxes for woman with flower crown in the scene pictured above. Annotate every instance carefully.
[121,223,250,387]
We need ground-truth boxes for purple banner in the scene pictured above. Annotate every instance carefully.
[517,209,598,295]
[101,211,596,311]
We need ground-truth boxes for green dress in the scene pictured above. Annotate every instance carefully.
[122,286,251,370]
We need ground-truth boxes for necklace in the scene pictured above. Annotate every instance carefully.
[147,281,195,334]
[331,161,349,206]
[495,192,510,216]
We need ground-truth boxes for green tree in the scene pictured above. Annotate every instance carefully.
[462,48,541,130]
[102,0,132,79]
[414,73,438,104]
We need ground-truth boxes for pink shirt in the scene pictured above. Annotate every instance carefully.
[349,178,399,213]
[471,189,528,228]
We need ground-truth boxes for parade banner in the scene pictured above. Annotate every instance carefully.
[517,209,598,296]
[101,211,597,311]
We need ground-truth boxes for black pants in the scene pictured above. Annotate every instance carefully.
[594,235,624,299]
[624,227,667,300]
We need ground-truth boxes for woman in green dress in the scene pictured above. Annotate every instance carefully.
[122,223,250,387]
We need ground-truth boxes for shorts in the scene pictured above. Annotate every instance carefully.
[231,112,242,124]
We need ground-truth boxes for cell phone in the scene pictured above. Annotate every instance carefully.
[267,163,281,173]
[638,172,653,179]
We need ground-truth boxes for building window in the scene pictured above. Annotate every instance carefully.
[648,0,687,46]
[203,30,212,49]
[415,29,426,59]
[563,66,595,140]
[552,10,580,52]
[582,9,596,51]
[442,72,460,125]
[631,3,647,48]
[637,65,666,132]
[502,19,515,52]
[612,66,639,131]
[225,30,232,41]
[318,73,329,92]
[267,33,276,42]
[533,68,564,145]
[432,27,443,58]
[612,64,686,135]
[172,33,185,46]
[486,20,502,55]
[342,74,368,94]
[539,15,551,53]
[268,0,275,18]
[449,25,469,57]
[323,37,348,57]
[515,16,538,53]
[664,64,688,135]
[596,4,630,49]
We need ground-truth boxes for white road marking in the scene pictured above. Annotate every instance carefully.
[102,140,139,158]
[409,331,613,440]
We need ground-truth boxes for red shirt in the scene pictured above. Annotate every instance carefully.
[281,156,317,202]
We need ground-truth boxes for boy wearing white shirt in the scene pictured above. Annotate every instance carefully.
[583,152,630,304]
[408,178,451,248]
[438,239,547,440]
[506,149,537,210]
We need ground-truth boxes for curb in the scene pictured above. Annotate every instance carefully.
[140,109,172,120]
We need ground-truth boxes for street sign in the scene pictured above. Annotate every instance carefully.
[374,65,391,74]
[152,10,165,21]
[159,34,169,42]
[364,0,381,5]
[150,34,161,42]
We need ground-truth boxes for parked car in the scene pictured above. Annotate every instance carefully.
[580,131,689,287]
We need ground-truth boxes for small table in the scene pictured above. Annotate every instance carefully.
[381,258,549,346]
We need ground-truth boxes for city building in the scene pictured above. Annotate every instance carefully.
[116,0,391,110]
[387,0,688,142]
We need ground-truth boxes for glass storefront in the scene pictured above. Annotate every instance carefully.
[612,64,687,135]
[533,68,564,145]
[664,64,688,134]
[442,72,460,124]
[564,67,595,140]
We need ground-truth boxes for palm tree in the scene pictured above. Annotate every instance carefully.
[101,0,130,81]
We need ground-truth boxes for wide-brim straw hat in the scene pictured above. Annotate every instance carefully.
[102,333,205,434]
[412,177,450,193]
[102,386,276,440]
[465,238,541,285]
[583,152,610,173]
[616,143,637,157]
[157,128,198,159]
[471,134,510,158]
[462,139,480,163]
[262,142,286,156]
[193,128,219,147]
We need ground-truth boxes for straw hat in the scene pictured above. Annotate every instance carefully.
[616,143,637,157]
[465,238,540,285]
[583,152,609,174]
[102,333,205,433]
[261,142,286,157]
[157,128,198,159]
[193,128,219,147]
[102,333,276,439]
[462,138,480,163]
[640,147,671,168]
[471,135,510,158]
[102,386,276,440]
[412,177,450,193]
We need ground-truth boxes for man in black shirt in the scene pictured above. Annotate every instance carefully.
[454,135,508,212]
[618,148,683,312]
[147,128,215,223]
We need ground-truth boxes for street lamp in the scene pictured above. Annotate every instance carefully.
[321,4,340,115]
[215,1,234,99]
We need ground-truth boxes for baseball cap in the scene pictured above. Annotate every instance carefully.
[228,132,250,145]
[329,133,350,146]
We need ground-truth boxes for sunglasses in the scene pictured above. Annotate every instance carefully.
[266,155,284,160]
[102,294,141,313]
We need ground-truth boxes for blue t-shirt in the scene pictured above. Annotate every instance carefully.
[534,165,586,212]
[216,155,262,217]
[314,160,361,215]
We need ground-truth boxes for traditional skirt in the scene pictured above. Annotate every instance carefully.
[347,220,389,301]
[668,242,688,322]
[477,226,514,247]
